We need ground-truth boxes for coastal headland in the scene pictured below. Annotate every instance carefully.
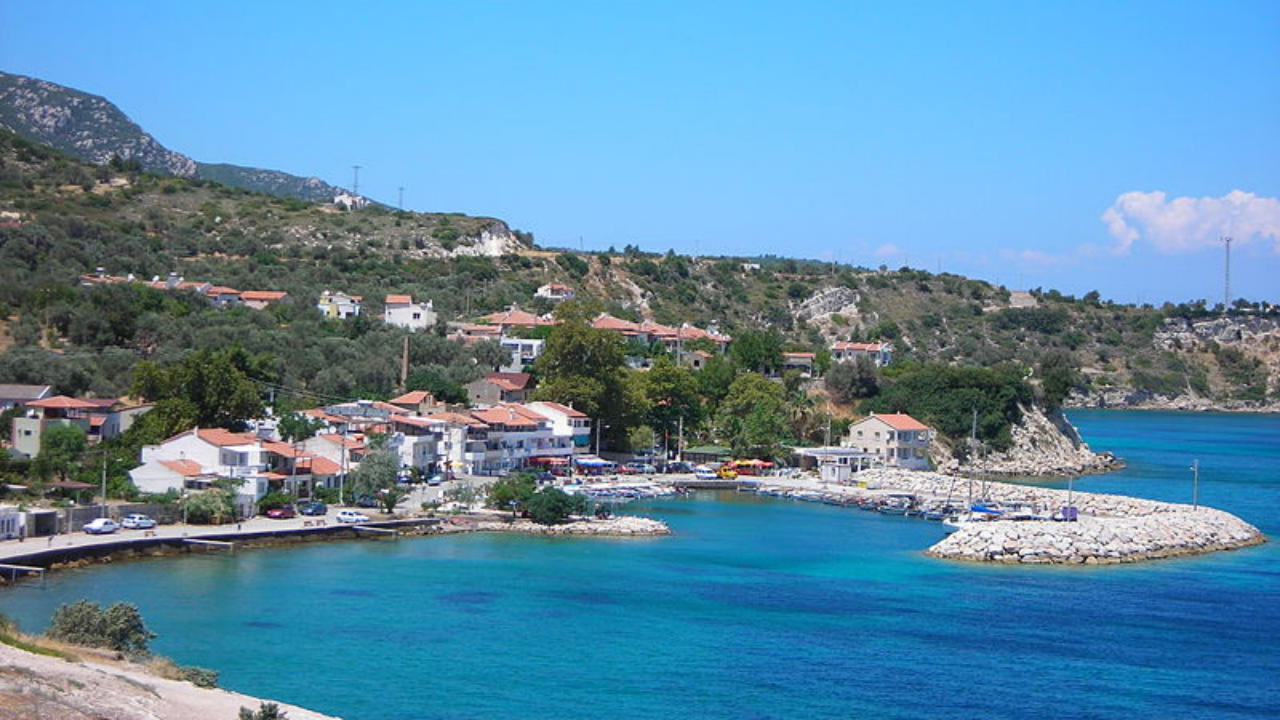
[748,469,1266,564]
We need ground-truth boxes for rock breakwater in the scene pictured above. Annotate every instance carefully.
[755,469,1265,565]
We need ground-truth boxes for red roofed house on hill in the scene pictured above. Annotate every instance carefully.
[843,413,935,470]
[466,372,535,406]
[384,294,437,332]
[831,341,893,367]
[9,396,151,459]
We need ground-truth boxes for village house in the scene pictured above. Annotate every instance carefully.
[383,294,437,332]
[525,401,592,452]
[499,337,544,372]
[782,352,816,377]
[0,383,51,411]
[466,372,534,406]
[239,290,289,310]
[317,291,363,319]
[131,427,341,516]
[843,413,935,470]
[534,283,576,301]
[831,341,893,367]
[9,396,151,459]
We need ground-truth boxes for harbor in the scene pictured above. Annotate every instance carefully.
[730,468,1266,564]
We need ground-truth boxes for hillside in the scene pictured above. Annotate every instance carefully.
[0,127,1275,413]
[0,71,352,203]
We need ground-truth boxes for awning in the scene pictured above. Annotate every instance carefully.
[573,456,614,467]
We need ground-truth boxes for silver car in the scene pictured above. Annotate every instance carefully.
[121,513,156,529]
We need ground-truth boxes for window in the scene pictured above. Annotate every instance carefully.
[412,313,421,320]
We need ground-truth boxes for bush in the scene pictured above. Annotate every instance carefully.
[181,665,220,688]
[47,600,155,655]
[256,491,294,514]
[526,487,587,525]
[240,703,289,720]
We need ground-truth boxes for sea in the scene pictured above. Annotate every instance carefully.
[2,410,1278,720]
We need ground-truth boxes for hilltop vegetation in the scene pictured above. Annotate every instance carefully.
[0,127,1275,438]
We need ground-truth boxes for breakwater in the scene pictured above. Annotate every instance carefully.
[752,469,1265,565]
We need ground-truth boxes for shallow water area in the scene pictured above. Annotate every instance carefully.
[2,410,1278,719]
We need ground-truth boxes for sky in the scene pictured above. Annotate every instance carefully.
[3,0,1278,305]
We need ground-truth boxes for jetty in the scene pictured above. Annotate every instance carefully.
[748,469,1265,565]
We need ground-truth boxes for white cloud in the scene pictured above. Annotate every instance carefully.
[1101,190,1280,254]
[998,248,1067,267]
[873,243,903,258]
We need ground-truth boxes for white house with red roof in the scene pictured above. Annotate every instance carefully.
[831,341,893,367]
[526,401,592,452]
[843,413,935,470]
[131,427,343,515]
[9,395,151,459]
[534,283,576,301]
[384,294,437,332]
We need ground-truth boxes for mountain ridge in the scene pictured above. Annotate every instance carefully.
[0,71,355,204]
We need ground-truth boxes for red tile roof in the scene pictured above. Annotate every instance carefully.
[592,314,641,332]
[471,407,540,428]
[159,459,204,476]
[866,413,931,431]
[319,433,365,449]
[784,352,816,359]
[832,341,889,352]
[485,372,532,391]
[28,395,101,410]
[240,290,288,301]
[389,390,435,405]
[304,456,342,475]
[196,428,260,446]
[428,412,489,428]
[480,307,543,327]
[385,294,413,305]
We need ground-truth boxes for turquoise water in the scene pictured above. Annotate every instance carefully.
[2,410,1278,719]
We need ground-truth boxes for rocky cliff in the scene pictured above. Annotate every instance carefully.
[0,71,197,177]
[933,404,1120,476]
[0,71,357,204]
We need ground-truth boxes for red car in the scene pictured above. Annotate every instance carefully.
[265,505,296,519]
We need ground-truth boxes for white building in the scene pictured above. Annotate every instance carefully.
[384,294,437,332]
[843,413,935,470]
[534,283,576,301]
[526,401,592,453]
[317,291,363,320]
[499,337,544,372]
[831,341,893,367]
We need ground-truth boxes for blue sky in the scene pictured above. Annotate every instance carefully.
[3,0,1278,304]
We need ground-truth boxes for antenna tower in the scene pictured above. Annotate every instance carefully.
[1221,236,1232,310]
[398,186,404,211]
[352,165,362,197]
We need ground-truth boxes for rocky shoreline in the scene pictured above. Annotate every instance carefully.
[848,468,1264,564]
[935,405,1123,477]
[1065,389,1280,413]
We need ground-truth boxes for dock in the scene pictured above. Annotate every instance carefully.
[0,563,45,586]
[184,538,235,552]
[352,525,399,538]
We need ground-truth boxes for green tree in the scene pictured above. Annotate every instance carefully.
[533,313,646,449]
[131,348,269,431]
[347,448,400,502]
[239,703,289,720]
[377,486,407,514]
[33,423,88,481]
[641,357,702,444]
[47,600,155,655]
[730,330,784,375]
[696,354,738,410]
[277,413,323,443]
[181,486,238,524]
[486,474,536,515]
[526,487,586,525]
[716,373,788,458]
[1038,351,1079,410]
[825,356,880,402]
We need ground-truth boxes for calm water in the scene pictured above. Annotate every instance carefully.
[3,410,1278,719]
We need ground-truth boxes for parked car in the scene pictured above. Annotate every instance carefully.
[335,509,370,524]
[83,518,120,535]
[121,513,156,529]
[427,474,444,486]
[355,495,378,508]
[297,501,327,516]
[625,462,657,474]
[265,505,296,519]
[694,466,719,480]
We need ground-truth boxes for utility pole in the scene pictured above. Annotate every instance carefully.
[1221,236,1232,311]
[100,451,108,519]
[399,335,410,392]
[352,165,362,197]
[1191,459,1200,511]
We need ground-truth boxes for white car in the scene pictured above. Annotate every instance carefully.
[83,518,120,535]
[335,510,370,524]
[694,466,719,480]
[121,513,156,529]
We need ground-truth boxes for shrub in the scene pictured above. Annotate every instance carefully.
[240,703,289,720]
[47,600,155,655]
[181,665,220,688]
[526,487,586,525]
